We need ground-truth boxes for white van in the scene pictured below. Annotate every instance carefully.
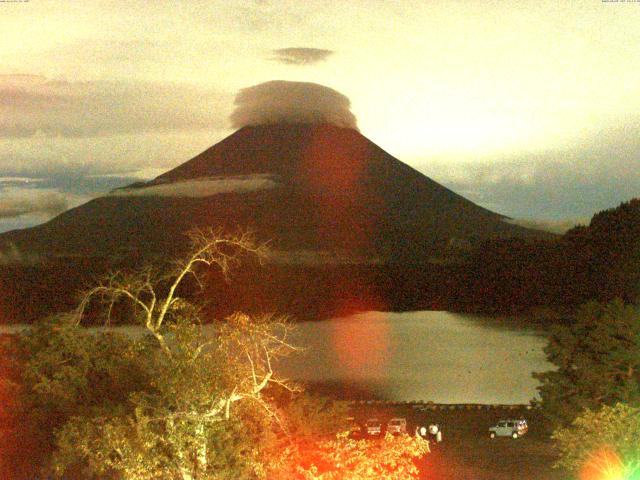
[489,419,528,439]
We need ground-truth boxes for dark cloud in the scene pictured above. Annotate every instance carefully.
[0,74,230,138]
[229,80,358,130]
[0,187,68,219]
[271,47,334,65]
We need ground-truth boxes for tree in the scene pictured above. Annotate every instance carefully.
[534,299,640,427]
[566,198,640,304]
[251,390,429,479]
[273,431,429,480]
[553,403,640,479]
[16,228,300,479]
[9,228,431,479]
[270,391,352,439]
[0,333,39,479]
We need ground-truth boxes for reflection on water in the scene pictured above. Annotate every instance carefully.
[277,311,552,404]
[1,311,552,404]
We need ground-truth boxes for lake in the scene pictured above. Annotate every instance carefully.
[276,311,552,404]
[1,311,552,404]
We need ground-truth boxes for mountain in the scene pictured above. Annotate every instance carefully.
[0,124,546,322]
[1,124,539,259]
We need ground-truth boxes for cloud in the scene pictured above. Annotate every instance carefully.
[503,218,586,234]
[271,47,334,65]
[0,74,230,137]
[0,176,44,184]
[110,174,279,198]
[0,187,68,219]
[88,167,169,181]
[0,129,227,179]
[425,120,640,220]
[441,160,640,221]
[229,80,358,130]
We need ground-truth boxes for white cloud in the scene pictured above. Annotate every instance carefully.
[110,174,279,198]
[229,81,358,130]
[0,186,68,219]
[0,129,227,178]
[0,176,44,184]
[0,74,231,138]
[88,167,169,181]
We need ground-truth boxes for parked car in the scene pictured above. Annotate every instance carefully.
[365,418,382,436]
[346,418,363,439]
[489,419,528,439]
[387,417,407,435]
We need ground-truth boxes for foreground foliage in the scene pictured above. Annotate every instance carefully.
[7,230,298,479]
[534,299,640,427]
[2,229,430,479]
[553,403,640,479]
[275,432,429,480]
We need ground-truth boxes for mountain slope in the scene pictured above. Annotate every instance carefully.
[0,124,538,261]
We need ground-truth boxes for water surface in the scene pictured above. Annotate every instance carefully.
[1,311,552,404]
[276,311,551,404]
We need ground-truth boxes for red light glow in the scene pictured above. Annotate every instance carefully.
[580,446,626,480]
[330,310,392,377]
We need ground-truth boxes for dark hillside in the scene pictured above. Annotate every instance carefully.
[456,198,640,314]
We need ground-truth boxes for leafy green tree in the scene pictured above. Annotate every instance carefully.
[7,228,431,479]
[566,198,640,304]
[1,317,154,479]
[534,299,640,427]
[0,333,36,479]
[14,229,300,480]
[274,392,351,439]
[553,403,640,479]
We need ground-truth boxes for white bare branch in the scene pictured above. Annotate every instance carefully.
[64,227,299,478]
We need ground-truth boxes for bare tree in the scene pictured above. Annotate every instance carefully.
[41,228,301,480]
[76,228,266,348]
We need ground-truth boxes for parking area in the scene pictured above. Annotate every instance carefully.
[348,403,567,480]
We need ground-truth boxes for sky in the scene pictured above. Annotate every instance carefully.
[2,0,640,233]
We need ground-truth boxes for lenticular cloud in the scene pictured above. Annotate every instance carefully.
[229,80,358,130]
[110,174,279,198]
